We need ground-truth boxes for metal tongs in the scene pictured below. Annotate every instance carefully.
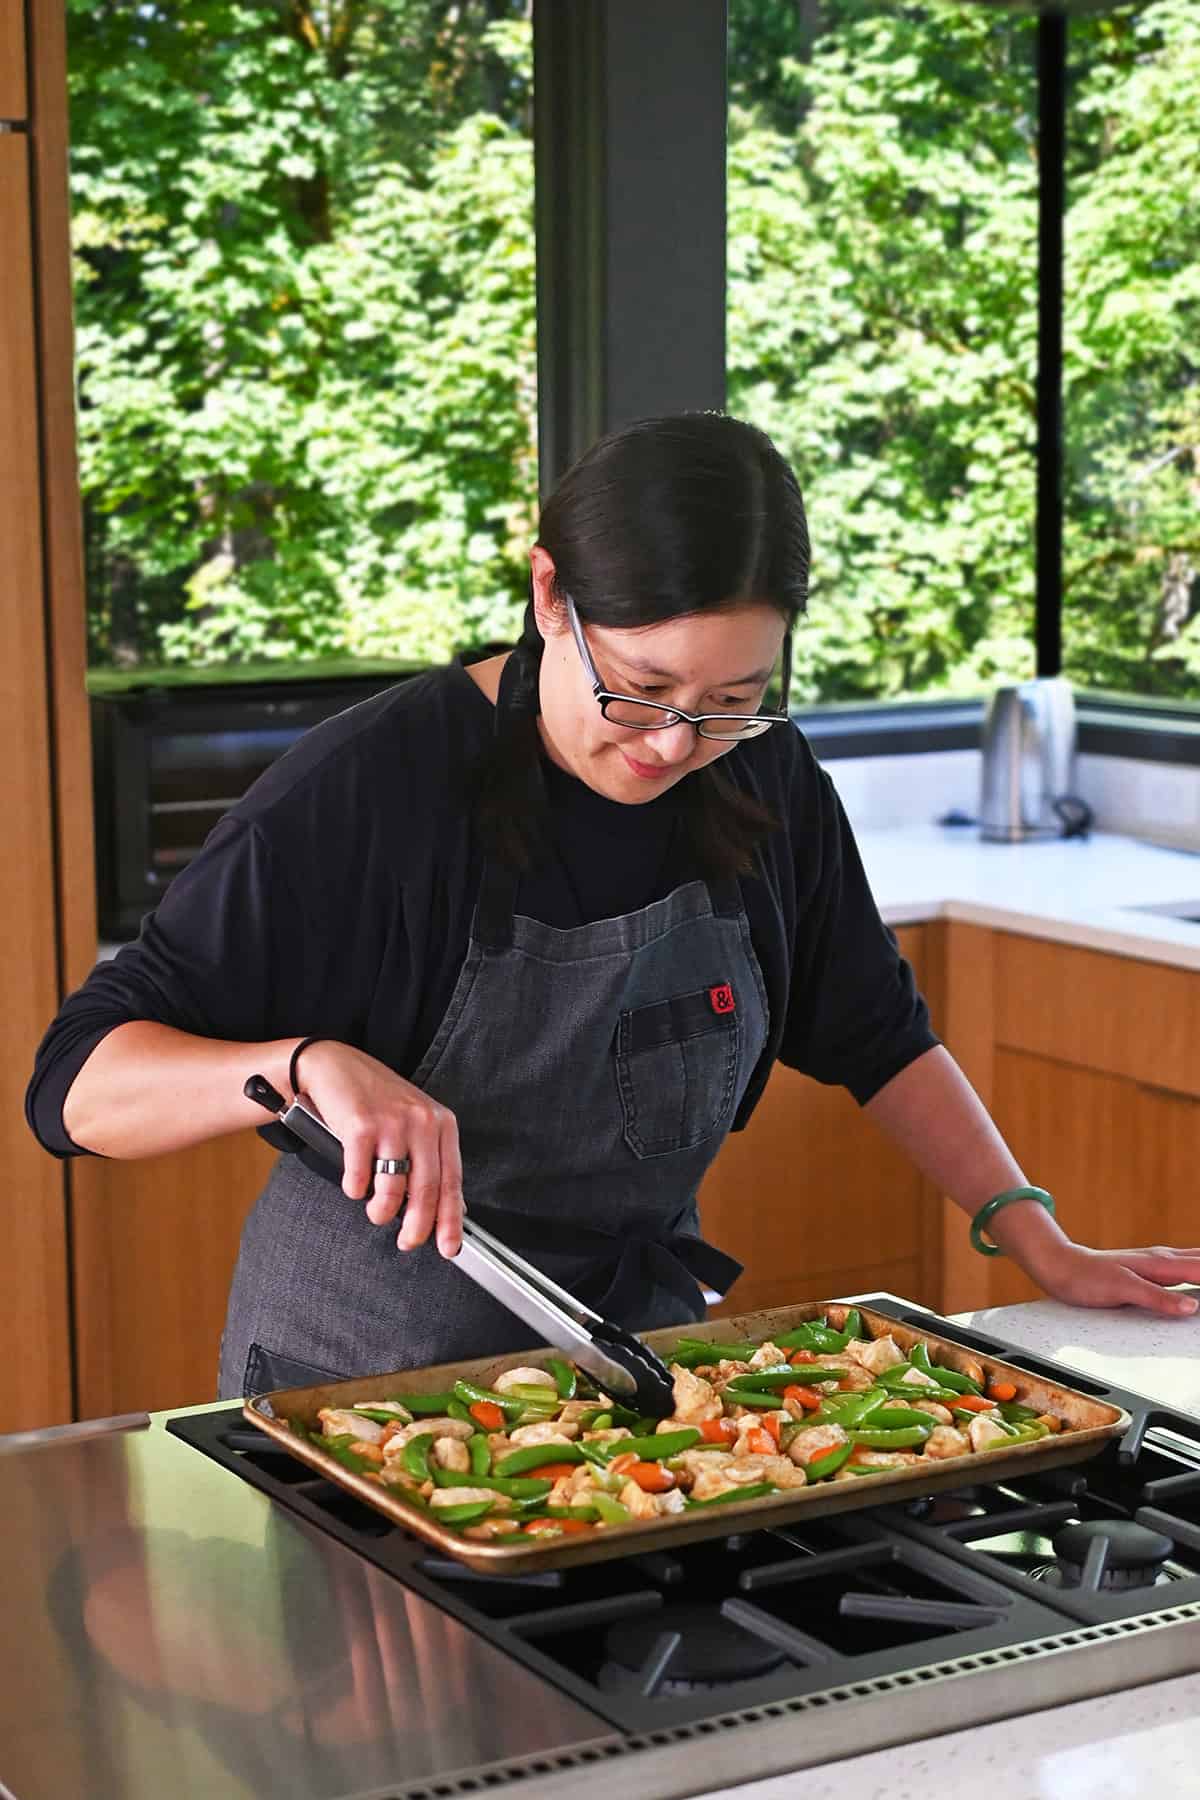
[245,1075,677,1415]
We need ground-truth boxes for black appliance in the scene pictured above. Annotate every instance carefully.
[166,1295,1200,1792]
[89,672,409,940]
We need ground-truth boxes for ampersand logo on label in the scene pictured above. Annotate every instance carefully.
[709,983,736,1015]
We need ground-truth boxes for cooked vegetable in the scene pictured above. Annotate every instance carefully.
[291,1310,1074,1539]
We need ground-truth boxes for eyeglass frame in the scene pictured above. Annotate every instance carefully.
[563,594,793,741]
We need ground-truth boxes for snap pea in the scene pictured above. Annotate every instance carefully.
[999,1401,1043,1425]
[910,1340,983,1396]
[595,1428,700,1462]
[720,1389,787,1411]
[581,1410,614,1431]
[547,1357,577,1401]
[818,1390,892,1428]
[493,1442,587,1477]
[468,1433,492,1478]
[402,1435,435,1482]
[805,1442,854,1482]
[685,1481,778,1507]
[351,1403,412,1423]
[446,1397,475,1425]
[430,1467,553,1498]
[840,1309,865,1342]
[847,1425,931,1449]
[504,1384,562,1407]
[668,1338,757,1367]
[724,1367,801,1391]
[434,1500,495,1526]
[388,1390,458,1415]
[775,1323,849,1353]
[318,1433,381,1476]
[845,1462,903,1477]
[863,1408,935,1434]
[452,1379,527,1417]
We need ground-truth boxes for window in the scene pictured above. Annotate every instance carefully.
[68,0,536,683]
[728,0,1039,705]
[1061,0,1200,700]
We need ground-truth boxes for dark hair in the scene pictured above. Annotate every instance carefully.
[477,412,811,876]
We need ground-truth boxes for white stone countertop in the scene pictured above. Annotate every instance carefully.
[698,1298,1200,1800]
[856,823,1200,969]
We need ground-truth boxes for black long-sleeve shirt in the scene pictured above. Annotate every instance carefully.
[26,660,938,1154]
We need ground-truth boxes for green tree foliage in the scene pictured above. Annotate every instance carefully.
[727,0,1200,701]
[70,0,1198,695]
[70,0,535,668]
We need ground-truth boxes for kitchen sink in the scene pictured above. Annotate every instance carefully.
[1125,900,1200,924]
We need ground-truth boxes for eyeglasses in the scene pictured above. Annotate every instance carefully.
[564,595,792,742]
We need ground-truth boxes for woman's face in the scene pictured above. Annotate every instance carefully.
[531,548,788,805]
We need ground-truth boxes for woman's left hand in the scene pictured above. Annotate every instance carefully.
[1035,1243,1200,1317]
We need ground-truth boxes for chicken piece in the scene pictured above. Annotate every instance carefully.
[813,1358,872,1391]
[897,1366,941,1389]
[619,1479,686,1519]
[845,1334,905,1375]
[493,1366,559,1394]
[431,1436,471,1474]
[378,1463,425,1495]
[690,1465,742,1502]
[382,1416,474,1457]
[732,1411,790,1453]
[913,1401,955,1427]
[968,1414,1011,1453]
[582,1426,633,1445]
[670,1449,733,1490]
[748,1341,788,1370]
[549,1467,600,1507]
[725,1453,807,1489]
[841,1449,922,1471]
[669,1364,723,1424]
[462,1518,523,1540]
[429,1486,513,1511]
[713,1359,753,1380]
[786,1422,849,1468]
[507,1420,580,1447]
[317,1408,385,1444]
[923,1425,970,1460]
[558,1398,610,1426]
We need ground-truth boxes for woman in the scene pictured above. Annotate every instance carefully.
[27,414,1199,1398]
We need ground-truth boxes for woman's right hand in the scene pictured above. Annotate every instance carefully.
[291,1040,464,1257]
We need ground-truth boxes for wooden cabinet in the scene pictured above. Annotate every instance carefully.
[699,926,942,1318]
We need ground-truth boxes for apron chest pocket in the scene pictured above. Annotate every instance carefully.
[615,985,742,1158]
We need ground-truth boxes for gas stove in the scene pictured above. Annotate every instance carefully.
[162,1297,1200,1796]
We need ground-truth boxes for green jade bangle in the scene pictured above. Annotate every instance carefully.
[970,1186,1056,1257]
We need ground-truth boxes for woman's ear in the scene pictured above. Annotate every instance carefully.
[529,545,567,639]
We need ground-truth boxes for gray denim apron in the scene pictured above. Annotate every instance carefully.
[218,731,769,1401]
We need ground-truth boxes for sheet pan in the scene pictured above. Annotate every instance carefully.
[244,1300,1130,1574]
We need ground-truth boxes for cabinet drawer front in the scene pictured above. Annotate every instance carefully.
[994,933,1200,1098]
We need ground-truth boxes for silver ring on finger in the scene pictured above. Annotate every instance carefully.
[373,1156,410,1177]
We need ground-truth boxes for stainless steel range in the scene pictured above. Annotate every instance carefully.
[5,1295,1200,1800]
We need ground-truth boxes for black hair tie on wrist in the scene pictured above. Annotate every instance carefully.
[288,1036,323,1100]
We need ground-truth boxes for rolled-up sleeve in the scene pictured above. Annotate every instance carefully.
[25,815,308,1156]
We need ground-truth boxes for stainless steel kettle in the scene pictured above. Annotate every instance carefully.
[979,677,1085,842]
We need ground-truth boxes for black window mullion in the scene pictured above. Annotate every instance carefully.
[1036,11,1068,678]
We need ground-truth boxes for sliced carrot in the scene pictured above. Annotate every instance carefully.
[783,1384,822,1412]
[745,1428,776,1456]
[950,1393,1000,1413]
[526,1461,582,1480]
[700,1418,739,1444]
[987,1381,1018,1403]
[761,1412,781,1446]
[789,1348,820,1365]
[613,1459,676,1493]
[469,1400,505,1431]
[608,1452,639,1477]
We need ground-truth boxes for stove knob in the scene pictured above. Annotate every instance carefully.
[1053,1519,1174,1571]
